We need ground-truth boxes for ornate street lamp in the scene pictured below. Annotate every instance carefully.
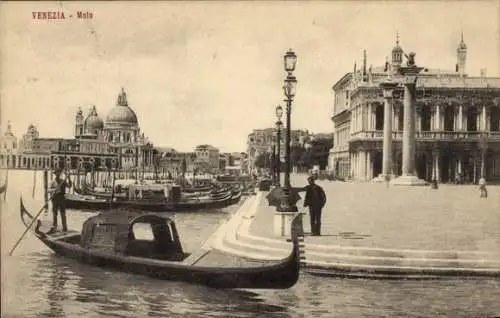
[278,49,298,212]
[275,105,283,186]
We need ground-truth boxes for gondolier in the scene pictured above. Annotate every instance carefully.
[48,169,72,233]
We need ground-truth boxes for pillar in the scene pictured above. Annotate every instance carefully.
[458,104,463,131]
[435,152,440,182]
[390,67,426,186]
[482,105,487,131]
[394,104,400,131]
[359,151,366,181]
[402,81,415,174]
[375,80,398,182]
[366,151,372,180]
[416,108,422,132]
[367,103,372,130]
[435,105,441,131]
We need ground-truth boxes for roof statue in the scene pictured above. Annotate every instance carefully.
[404,52,416,67]
[117,87,128,106]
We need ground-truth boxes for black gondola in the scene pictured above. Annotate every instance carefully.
[20,197,301,289]
[63,189,241,212]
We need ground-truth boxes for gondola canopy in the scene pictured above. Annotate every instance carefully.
[80,211,184,259]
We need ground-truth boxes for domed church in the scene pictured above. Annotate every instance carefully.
[74,88,154,171]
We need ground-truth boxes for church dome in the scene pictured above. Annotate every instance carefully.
[85,105,104,130]
[105,88,138,126]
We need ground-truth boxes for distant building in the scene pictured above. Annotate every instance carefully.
[0,121,19,168]
[2,88,157,172]
[219,153,232,171]
[246,128,310,173]
[194,144,220,173]
[330,34,500,183]
[155,147,197,176]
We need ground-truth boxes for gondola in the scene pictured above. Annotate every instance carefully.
[63,188,240,212]
[20,197,301,289]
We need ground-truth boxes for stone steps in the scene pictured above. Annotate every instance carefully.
[211,190,500,278]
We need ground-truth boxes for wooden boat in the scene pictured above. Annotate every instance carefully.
[63,188,240,212]
[20,197,301,289]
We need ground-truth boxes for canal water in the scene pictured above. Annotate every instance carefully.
[2,171,500,317]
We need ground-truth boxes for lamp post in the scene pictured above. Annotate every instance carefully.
[278,49,298,213]
[275,105,283,187]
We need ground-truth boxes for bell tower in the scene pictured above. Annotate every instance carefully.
[75,107,84,138]
[391,33,404,73]
[456,32,467,76]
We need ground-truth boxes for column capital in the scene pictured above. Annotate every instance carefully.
[382,89,394,99]
[403,75,418,85]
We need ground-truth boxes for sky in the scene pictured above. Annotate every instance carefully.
[1,1,499,153]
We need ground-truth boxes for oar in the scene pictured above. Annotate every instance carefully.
[32,169,37,198]
[8,172,66,256]
[3,168,8,200]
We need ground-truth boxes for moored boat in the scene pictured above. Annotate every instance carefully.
[20,197,301,289]
[64,187,240,212]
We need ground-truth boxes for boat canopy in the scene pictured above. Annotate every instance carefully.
[80,211,184,259]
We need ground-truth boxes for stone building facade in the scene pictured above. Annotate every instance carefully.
[329,35,500,183]
[0,88,156,172]
[246,128,311,173]
[194,144,220,173]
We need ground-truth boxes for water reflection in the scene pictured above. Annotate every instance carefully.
[34,256,70,318]
[4,171,500,317]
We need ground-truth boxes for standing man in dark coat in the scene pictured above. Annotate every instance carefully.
[303,175,326,236]
[48,169,72,234]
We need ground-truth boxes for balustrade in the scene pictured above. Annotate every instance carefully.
[348,130,500,142]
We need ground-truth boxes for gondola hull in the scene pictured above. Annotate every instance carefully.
[20,198,301,289]
[64,190,241,212]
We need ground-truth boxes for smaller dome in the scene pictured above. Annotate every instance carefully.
[76,107,83,117]
[85,105,104,130]
[4,121,15,138]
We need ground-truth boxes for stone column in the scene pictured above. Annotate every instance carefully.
[359,150,366,181]
[482,105,487,131]
[375,80,398,182]
[435,105,441,131]
[367,103,372,131]
[390,65,426,186]
[366,151,372,180]
[458,105,463,130]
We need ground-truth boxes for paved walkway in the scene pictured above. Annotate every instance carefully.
[211,175,500,278]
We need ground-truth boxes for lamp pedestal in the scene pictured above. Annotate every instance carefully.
[273,211,304,237]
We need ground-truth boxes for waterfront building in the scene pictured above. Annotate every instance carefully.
[1,88,156,172]
[0,121,19,168]
[246,128,310,173]
[194,144,220,173]
[99,88,155,171]
[219,153,231,171]
[329,35,500,183]
[155,147,197,176]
